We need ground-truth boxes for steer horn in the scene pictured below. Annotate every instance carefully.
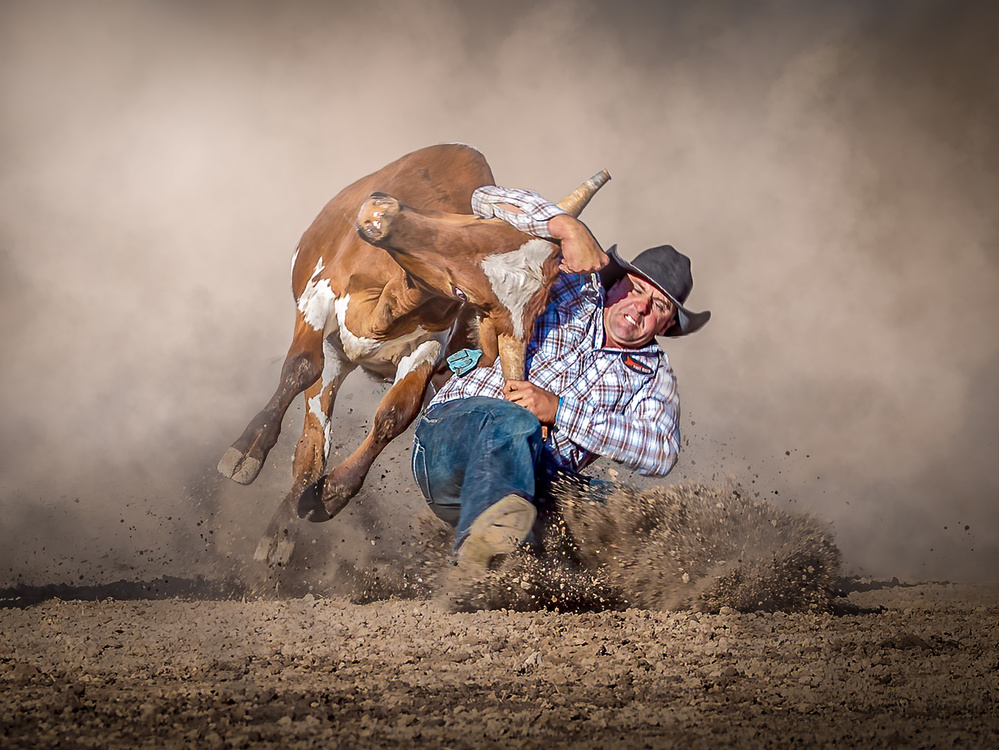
[557,169,611,217]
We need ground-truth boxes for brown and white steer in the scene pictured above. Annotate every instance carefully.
[355,169,609,382]
[218,144,607,565]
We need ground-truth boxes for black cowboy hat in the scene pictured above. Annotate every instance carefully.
[599,244,710,337]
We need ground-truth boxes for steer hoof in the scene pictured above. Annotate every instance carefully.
[296,479,328,521]
[253,533,296,567]
[322,486,353,521]
[217,447,262,485]
[307,466,363,523]
[303,487,352,524]
[356,193,400,243]
[256,493,302,566]
[303,482,353,524]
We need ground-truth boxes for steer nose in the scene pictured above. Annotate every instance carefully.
[356,193,400,243]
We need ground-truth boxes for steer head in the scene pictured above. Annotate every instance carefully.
[355,171,610,380]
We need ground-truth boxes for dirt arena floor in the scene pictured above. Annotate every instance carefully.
[2,582,998,748]
[3,479,998,749]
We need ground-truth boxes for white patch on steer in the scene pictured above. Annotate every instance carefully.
[297,259,333,331]
[307,337,354,461]
[290,244,300,277]
[480,238,554,339]
[307,392,332,461]
[394,340,443,384]
[333,295,445,375]
[334,295,381,360]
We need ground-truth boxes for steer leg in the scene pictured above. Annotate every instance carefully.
[218,315,323,485]
[255,343,353,566]
[310,341,442,521]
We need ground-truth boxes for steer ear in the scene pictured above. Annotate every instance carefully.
[557,170,611,217]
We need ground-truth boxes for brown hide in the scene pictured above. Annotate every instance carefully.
[218,144,495,566]
[355,170,609,380]
[292,144,496,340]
[355,199,557,378]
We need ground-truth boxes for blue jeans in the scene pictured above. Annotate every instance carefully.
[412,397,545,549]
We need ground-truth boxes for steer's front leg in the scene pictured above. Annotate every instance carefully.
[218,315,324,485]
[253,376,330,566]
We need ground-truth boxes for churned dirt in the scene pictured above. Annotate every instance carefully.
[2,482,997,749]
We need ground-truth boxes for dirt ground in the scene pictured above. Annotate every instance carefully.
[3,489,998,750]
[1,582,998,749]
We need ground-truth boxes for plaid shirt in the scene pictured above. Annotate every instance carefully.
[431,243,680,476]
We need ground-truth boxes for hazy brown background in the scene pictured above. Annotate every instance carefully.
[1,0,996,588]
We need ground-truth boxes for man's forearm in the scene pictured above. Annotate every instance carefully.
[472,185,608,274]
[547,214,608,274]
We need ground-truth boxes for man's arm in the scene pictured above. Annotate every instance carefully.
[547,213,608,275]
[472,185,608,274]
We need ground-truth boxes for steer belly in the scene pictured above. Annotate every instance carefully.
[352,328,446,380]
[332,313,445,384]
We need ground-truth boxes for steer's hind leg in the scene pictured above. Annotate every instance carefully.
[255,479,322,567]
[255,351,352,566]
[309,340,442,521]
[219,315,324,485]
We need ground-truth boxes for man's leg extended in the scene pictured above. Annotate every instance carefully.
[412,396,543,550]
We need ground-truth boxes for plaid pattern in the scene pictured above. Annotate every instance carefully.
[471,185,567,239]
[431,273,680,477]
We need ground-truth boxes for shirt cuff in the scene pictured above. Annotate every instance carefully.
[471,185,567,239]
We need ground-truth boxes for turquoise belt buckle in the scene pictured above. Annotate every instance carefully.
[446,348,483,376]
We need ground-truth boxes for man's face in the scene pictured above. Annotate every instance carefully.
[603,273,676,348]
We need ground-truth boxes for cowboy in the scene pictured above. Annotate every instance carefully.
[411,186,710,571]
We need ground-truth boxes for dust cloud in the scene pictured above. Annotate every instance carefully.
[442,480,842,614]
[1,0,996,590]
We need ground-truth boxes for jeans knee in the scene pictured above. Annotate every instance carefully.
[498,401,542,438]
